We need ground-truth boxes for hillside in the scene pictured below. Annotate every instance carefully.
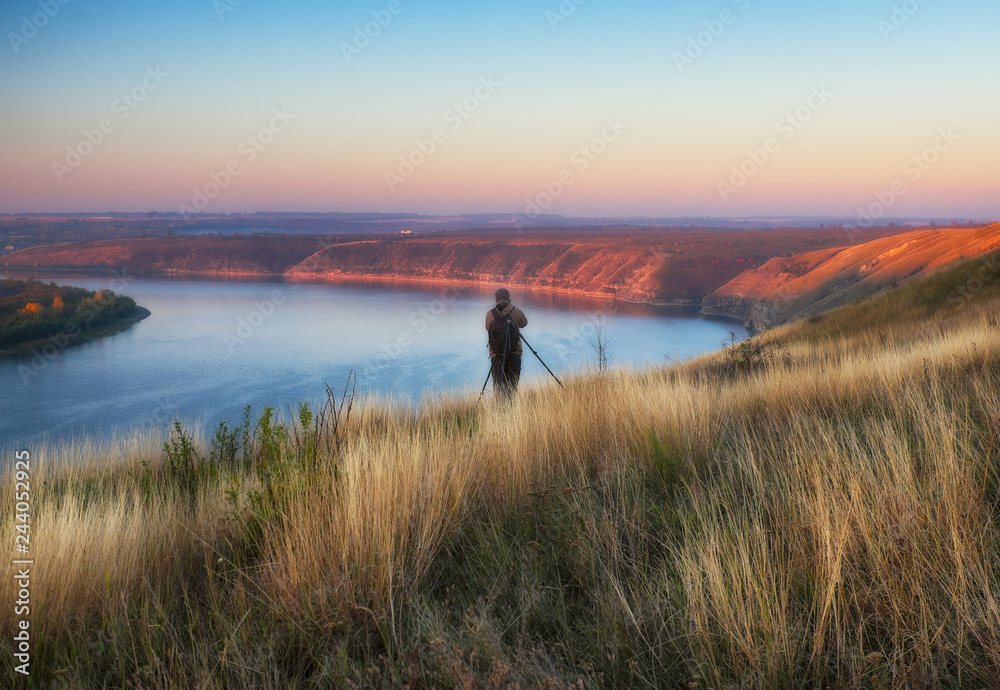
[0,235,324,275]
[3,227,908,304]
[704,222,1000,330]
[4,252,1000,687]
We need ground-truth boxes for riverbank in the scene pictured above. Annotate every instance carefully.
[281,270,706,308]
[0,306,151,357]
[2,228,910,308]
[3,264,712,308]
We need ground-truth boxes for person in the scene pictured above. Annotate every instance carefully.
[486,287,528,397]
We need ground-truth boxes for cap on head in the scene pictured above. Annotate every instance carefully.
[495,287,510,303]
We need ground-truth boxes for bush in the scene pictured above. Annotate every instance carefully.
[718,330,783,378]
[163,421,209,504]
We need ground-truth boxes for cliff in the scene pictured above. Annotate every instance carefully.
[286,238,670,302]
[704,223,1000,330]
[2,228,915,307]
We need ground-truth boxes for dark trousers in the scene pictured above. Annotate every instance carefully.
[492,353,522,396]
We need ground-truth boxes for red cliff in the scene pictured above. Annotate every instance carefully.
[2,228,915,307]
[286,238,669,302]
[703,224,1000,330]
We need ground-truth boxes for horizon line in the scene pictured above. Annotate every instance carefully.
[2,211,996,223]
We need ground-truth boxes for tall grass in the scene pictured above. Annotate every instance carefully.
[3,255,1000,687]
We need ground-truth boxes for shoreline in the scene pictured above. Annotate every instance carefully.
[2,267,752,331]
[0,306,152,358]
[283,270,704,308]
[2,265,703,309]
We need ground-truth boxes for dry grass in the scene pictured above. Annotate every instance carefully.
[3,255,1000,687]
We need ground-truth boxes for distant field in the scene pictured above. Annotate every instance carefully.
[0,235,325,276]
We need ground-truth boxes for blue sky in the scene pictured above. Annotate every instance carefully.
[1,0,998,218]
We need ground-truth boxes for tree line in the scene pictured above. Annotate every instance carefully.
[0,279,139,348]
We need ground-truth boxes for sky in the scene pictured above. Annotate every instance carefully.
[0,0,997,219]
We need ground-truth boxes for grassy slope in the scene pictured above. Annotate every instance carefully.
[3,253,1000,688]
[705,223,1000,330]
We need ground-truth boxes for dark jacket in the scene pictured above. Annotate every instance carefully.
[485,300,528,357]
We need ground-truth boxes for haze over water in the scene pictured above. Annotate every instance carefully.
[1,274,745,448]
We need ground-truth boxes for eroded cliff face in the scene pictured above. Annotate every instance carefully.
[286,239,672,302]
[2,235,684,302]
[5,227,936,313]
[701,248,843,323]
[704,224,1000,330]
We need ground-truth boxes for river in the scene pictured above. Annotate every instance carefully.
[1,272,745,448]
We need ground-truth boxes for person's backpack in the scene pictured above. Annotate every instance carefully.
[488,306,520,357]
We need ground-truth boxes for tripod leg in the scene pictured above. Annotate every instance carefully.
[479,363,493,398]
[519,333,564,388]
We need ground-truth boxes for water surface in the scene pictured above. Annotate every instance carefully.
[1,272,745,447]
